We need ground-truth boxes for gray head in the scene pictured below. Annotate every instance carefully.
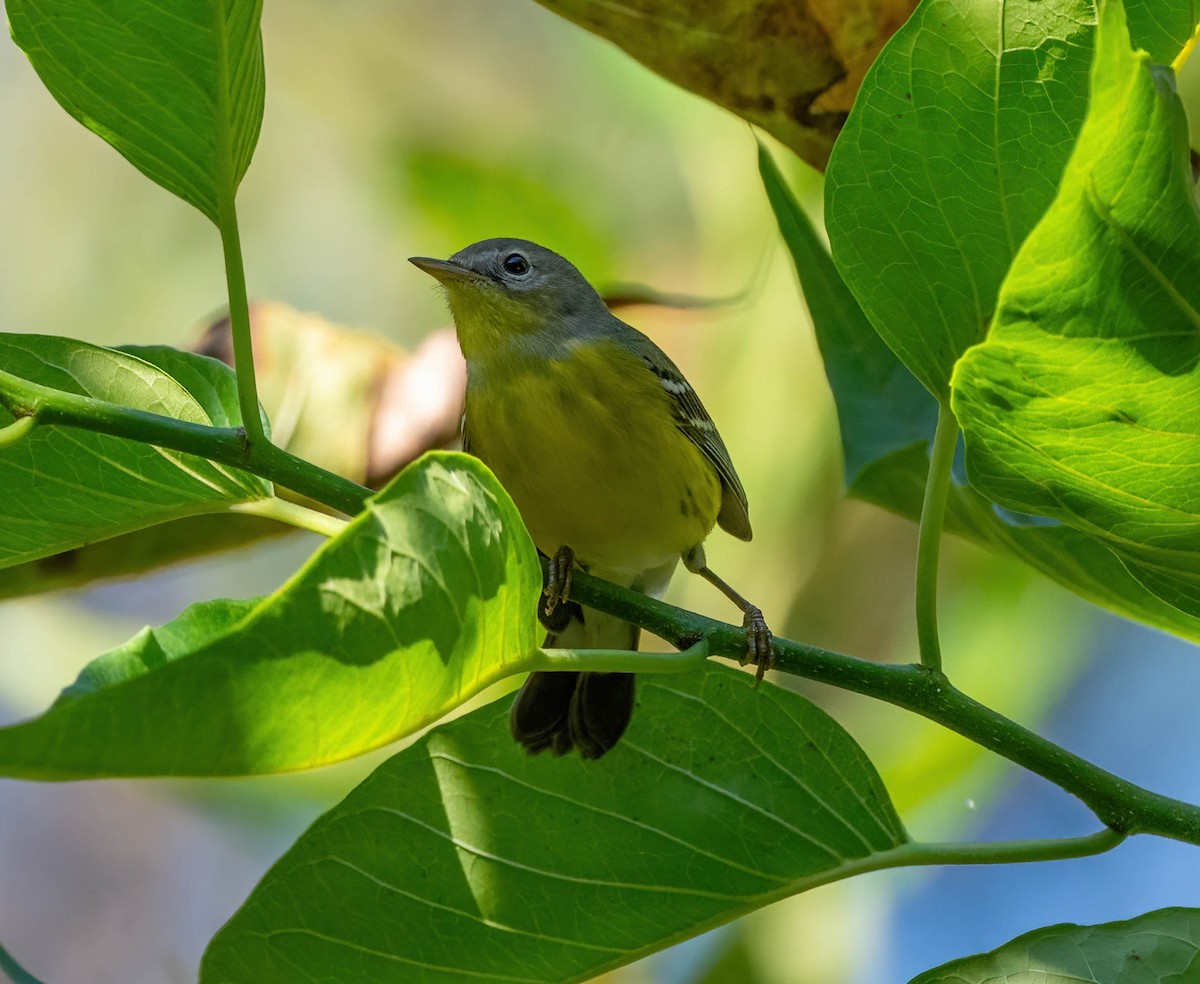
[409,239,610,359]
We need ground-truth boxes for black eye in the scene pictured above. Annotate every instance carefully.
[502,253,530,276]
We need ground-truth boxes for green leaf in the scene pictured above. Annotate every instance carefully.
[759,140,1200,640]
[0,335,269,570]
[1128,2,1200,62]
[6,0,265,223]
[200,664,907,984]
[0,453,541,779]
[758,142,937,486]
[824,0,1198,397]
[123,344,256,431]
[910,907,1200,983]
[952,0,1200,619]
[825,0,1092,396]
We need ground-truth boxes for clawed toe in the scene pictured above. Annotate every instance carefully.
[543,545,575,618]
[740,607,775,686]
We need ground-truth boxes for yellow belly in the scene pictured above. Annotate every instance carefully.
[465,341,721,574]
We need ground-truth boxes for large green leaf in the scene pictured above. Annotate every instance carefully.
[910,907,1200,983]
[200,664,907,983]
[0,453,541,779]
[952,0,1200,618]
[824,0,1198,397]
[6,0,264,223]
[761,144,1200,641]
[0,335,269,570]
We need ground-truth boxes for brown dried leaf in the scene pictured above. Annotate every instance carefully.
[367,328,466,484]
[534,0,917,170]
[198,301,466,488]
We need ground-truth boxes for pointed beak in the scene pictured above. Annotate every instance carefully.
[408,256,485,284]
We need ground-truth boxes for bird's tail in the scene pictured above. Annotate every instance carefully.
[509,606,639,760]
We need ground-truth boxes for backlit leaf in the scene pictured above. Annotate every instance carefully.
[0,453,541,778]
[952,0,1200,618]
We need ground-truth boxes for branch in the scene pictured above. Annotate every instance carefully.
[0,370,371,517]
[563,565,1200,846]
[3,363,1185,847]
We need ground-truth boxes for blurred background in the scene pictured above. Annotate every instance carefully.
[1,2,1199,982]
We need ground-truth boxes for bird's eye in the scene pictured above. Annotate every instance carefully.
[502,253,530,276]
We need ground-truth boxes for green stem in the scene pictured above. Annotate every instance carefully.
[530,640,710,674]
[0,370,371,517]
[0,940,45,984]
[216,199,264,446]
[230,498,349,538]
[562,565,1200,846]
[915,402,958,673]
[0,416,35,449]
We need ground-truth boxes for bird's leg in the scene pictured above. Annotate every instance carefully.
[683,545,775,684]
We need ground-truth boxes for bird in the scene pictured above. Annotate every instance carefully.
[410,238,771,759]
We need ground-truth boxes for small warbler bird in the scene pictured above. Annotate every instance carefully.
[410,239,772,759]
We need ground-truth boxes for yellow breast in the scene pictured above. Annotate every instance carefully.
[465,339,722,574]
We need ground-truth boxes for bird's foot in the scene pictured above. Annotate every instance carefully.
[739,606,775,686]
[542,545,575,618]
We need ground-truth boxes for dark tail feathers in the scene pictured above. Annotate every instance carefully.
[510,670,636,759]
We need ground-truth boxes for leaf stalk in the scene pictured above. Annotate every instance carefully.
[229,498,349,538]
[0,415,35,449]
[216,200,265,446]
[532,640,710,674]
[915,401,959,673]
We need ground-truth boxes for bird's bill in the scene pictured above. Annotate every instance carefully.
[408,256,485,284]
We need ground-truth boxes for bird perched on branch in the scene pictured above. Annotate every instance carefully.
[410,239,772,759]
